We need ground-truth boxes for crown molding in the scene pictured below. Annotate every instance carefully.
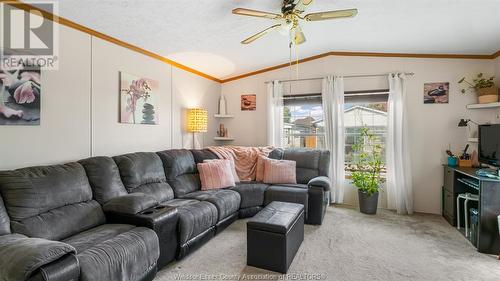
[220,51,496,83]
[3,0,222,83]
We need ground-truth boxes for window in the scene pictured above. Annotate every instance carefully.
[282,90,388,176]
[283,94,325,149]
[344,90,388,177]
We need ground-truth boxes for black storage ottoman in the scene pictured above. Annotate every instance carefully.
[247,201,304,273]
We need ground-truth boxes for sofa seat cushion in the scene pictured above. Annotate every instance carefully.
[162,199,217,245]
[181,190,241,221]
[230,182,269,209]
[62,224,135,253]
[161,198,199,207]
[76,227,159,281]
[265,185,308,218]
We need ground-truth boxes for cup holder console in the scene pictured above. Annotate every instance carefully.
[141,205,170,216]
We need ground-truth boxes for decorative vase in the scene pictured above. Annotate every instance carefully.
[476,85,498,104]
[358,190,379,215]
[219,93,227,115]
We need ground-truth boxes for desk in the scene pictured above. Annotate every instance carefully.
[443,166,500,254]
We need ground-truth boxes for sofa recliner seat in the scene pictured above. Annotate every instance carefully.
[157,149,241,233]
[110,152,220,259]
[268,148,331,225]
[230,181,270,218]
[0,163,159,281]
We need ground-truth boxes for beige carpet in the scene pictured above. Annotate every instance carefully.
[155,206,500,281]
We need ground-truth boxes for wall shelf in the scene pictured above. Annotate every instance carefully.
[214,137,234,141]
[466,102,500,109]
[214,114,234,118]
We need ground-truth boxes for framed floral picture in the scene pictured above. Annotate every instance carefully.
[0,64,41,125]
[241,94,256,111]
[120,72,159,124]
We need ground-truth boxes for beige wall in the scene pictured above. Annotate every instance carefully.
[0,24,92,170]
[0,10,220,170]
[171,67,220,149]
[221,56,500,214]
[496,57,500,85]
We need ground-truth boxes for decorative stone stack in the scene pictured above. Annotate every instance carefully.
[142,103,156,124]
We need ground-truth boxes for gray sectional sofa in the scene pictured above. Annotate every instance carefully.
[0,148,330,281]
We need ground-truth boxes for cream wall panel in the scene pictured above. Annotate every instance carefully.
[0,24,91,170]
[91,37,173,156]
[171,67,221,149]
[496,57,500,85]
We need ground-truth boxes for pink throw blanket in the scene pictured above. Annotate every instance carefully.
[207,146,274,181]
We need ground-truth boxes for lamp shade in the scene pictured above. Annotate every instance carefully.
[187,108,208,133]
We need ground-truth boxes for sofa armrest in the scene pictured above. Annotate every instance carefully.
[308,176,331,191]
[102,193,158,214]
[105,205,179,268]
[28,254,79,281]
[0,234,77,281]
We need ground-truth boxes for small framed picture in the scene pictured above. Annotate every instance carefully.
[424,82,449,104]
[241,94,256,111]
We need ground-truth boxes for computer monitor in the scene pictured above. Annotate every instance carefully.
[478,124,500,168]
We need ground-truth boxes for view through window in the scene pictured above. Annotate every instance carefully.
[283,91,388,176]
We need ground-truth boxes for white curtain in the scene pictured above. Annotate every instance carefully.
[267,80,284,147]
[322,76,345,204]
[387,73,414,214]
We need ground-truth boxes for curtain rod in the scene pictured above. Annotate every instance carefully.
[264,72,414,84]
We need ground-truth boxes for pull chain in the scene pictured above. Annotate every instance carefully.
[289,41,293,94]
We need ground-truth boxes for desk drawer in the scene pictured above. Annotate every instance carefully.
[443,189,454,217]
[444,167,454,192]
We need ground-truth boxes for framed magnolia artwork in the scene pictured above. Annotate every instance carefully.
[120,71,159,124]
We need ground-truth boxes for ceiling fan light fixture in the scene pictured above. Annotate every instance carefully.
[291,26,306,45]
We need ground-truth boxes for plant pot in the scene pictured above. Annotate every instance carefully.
[358,190,379,215]
[476,86,498,104]
[478,94,499,104]
[476,85,497,96]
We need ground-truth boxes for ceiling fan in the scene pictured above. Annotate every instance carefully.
[233,0,358,45]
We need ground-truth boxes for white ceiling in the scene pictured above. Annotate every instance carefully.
[26,0,500,79]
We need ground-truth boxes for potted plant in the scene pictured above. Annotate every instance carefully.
[459,73,497,104]
[351,127,384,214]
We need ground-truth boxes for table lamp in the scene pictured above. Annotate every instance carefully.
[187,108,208,149]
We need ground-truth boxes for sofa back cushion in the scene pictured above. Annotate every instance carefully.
[0,163,105,240]
[269,148,330,184]
[79,156,128,204]
[190,149,219,164]
[113,152,174,203]
[0,193,10,235]
[156,149,201,197]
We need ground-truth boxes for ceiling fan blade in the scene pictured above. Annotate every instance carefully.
[304,8,358,21]
[241,24,281,44]
[293,0,314,14]
[232,8,282,19]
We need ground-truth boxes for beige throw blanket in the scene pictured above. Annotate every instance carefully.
[208,146,274,181]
